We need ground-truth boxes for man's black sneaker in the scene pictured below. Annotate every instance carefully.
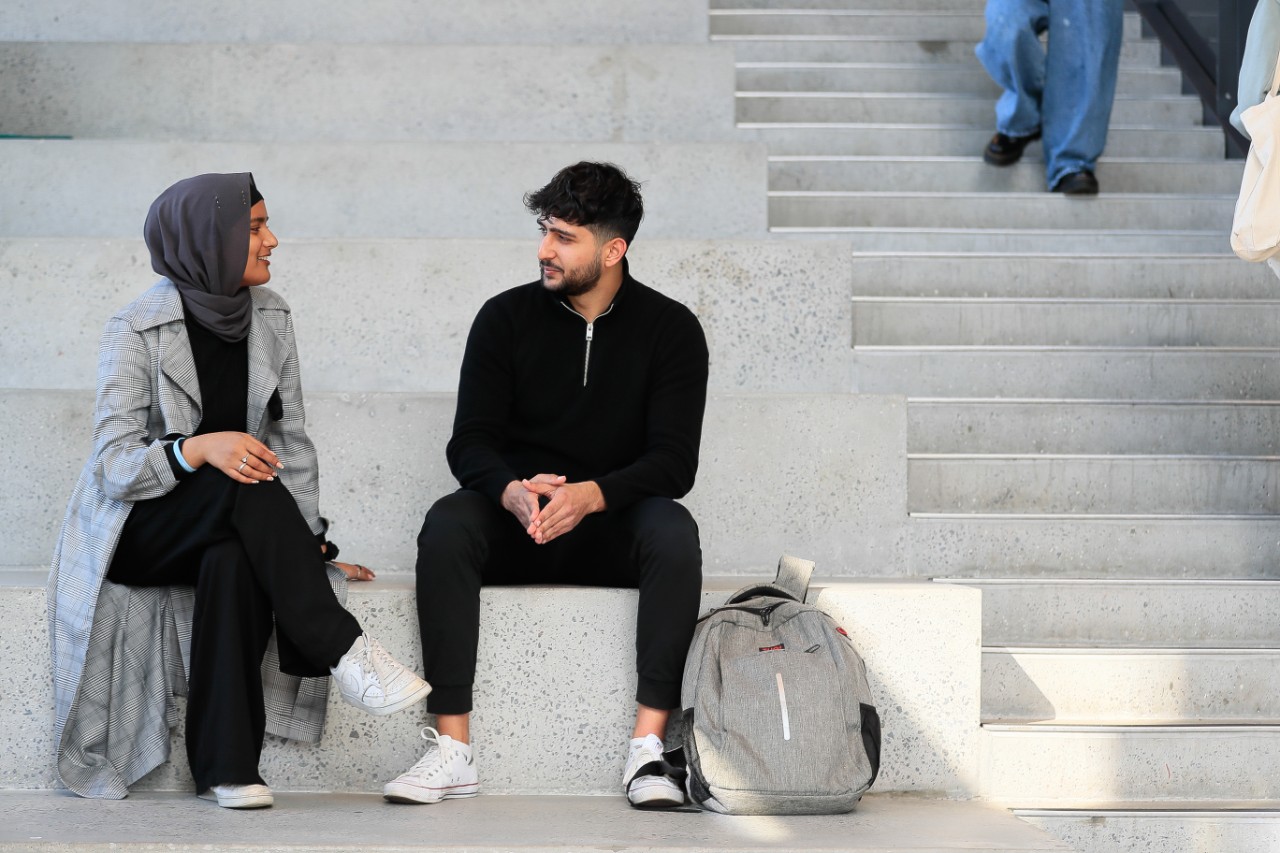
[1051,169,1100,195]
[982,129,1041,166]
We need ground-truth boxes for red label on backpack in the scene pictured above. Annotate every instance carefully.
[758,643,785,652]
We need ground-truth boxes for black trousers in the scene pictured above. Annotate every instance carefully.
[415,489,702,715]
[107,466,362,791]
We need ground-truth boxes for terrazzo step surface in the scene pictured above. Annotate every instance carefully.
[0,43,736,142]
[907,454,1280,515]
[0,391,909,574]
[738,125,1224,158]
[1018,807,1280,853]
[722,36,1160,66]
[0,575,981,796]
[769,192,1234,232]
[835,229,1230,254]
[737,93,1200,126]
[982,724,1280,806]
[854,298,1277,347]
[853,348,1280,399]
[939,578,1280,648]
[982,647,1280,723]
[0,792,1071,853]
[849,254,1274,299]
[909,515,1280,578]
[709,9,1144,40]
[0,238,847,393]
[773,157,1243,194]
[0,141,765,239]
[1,0,706,43]
[738,63,1180,96]
[908,399,1280,455]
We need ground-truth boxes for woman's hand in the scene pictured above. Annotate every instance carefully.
[334,561,376,582]
[182,431,283,484]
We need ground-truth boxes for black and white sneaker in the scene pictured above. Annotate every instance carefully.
[623,734,686,808]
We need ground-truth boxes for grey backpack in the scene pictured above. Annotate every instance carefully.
[678,556,881,815]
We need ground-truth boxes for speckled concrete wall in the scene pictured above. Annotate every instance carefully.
[2,579,980,796]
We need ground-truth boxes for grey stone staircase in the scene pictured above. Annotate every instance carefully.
[0,2,1066,852]
[711,1,1280,852]
[4,0,1278,849]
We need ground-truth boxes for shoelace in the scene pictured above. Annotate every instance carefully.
[405,726,449,779]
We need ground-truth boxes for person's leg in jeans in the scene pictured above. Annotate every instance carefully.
[1041,0,1124,188]
[976,0,1050,139]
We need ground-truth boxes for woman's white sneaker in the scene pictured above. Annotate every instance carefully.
[330,633,431,716]
[198,783,274,809]
[384,727,480,804]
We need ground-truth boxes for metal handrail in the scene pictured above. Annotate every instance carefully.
[1134,0,1256,158]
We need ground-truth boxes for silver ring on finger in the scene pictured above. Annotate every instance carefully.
[240,455,249,464]
[237,462,247,473]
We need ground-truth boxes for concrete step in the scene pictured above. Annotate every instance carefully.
[1019,807,1280,853]
[0,791,1071,853]
[0,574,981,797]
[739,124,1226,158]
[853,348,1280,399]
[982,647,1280,724]
[941,578,1280,648]
[738,93,1200,126]
[982,724,1280,806]
[910,515,1280,578]
[834,228,1231,254]
[773,156,1244,195]
[0,43,735,142]
[714,0,987,8]
[738,62,1181,97]
[849,254,1276,300]
[854,298,1279,347]
[770,192,1234,232]
[908,399,1280,455]
[1,0,706,43]
[0,391,908,575]
[908,454,1280,515]
[722,36,1160,67]
[710,9,1145,40]
[0,142,765,239]
[0,238,848,393]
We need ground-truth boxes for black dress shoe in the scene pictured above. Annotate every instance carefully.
[1051,169,1099,195]
[982,129,1041,166]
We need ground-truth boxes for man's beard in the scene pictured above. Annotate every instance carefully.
[541,254,603,298]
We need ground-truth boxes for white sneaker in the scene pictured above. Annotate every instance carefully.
[623,734,685,808]
[331,633,431,716]
[198,783,274,809]
[383,727,480,804]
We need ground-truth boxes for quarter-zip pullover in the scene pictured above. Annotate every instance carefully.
[447,261,710,512]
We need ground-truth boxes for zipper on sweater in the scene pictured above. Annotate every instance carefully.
[558,300,614,387]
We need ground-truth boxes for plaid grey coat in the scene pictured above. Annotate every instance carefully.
[48,280,347,799]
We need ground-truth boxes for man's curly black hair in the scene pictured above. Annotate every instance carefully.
[524,161,645,247]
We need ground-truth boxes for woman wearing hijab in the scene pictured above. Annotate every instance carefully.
[48,173,428,809]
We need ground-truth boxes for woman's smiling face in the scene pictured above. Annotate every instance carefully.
[241,200,277,287]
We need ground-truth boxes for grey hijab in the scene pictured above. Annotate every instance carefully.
[144,172,261,343]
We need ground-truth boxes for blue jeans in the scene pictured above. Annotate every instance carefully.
[976,0,1124,188]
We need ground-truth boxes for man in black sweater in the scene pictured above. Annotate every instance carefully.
[384,162,709,809]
